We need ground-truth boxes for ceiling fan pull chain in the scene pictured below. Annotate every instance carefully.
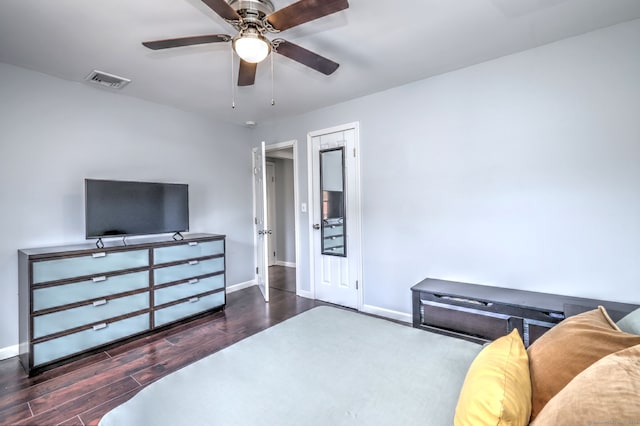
[230,43,236,109]
[271,51,275,106]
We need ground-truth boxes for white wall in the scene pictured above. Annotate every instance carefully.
[258,19,640,315]
[0,63,255,350]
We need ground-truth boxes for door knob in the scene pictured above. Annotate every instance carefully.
[313,224,320,230]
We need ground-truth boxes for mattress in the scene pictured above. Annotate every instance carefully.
[99,306,482,426]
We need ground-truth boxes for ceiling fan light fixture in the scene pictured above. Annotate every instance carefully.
[233,30,271,63]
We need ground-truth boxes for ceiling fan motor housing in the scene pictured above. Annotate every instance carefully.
[228,0,275,23]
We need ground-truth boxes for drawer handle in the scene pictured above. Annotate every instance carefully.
[189,297,199,303]
[188,260,199,266]
[93,299,108,307]
[188,242,198,246]
[188,278,199,284]
[92,252,107,258]
[93,323,108,331]
[92,276,107,283]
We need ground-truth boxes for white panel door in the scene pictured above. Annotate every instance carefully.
[253,142,269,302]
[311,127,360,309]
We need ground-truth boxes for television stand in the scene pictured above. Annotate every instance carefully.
[18,233,226,375]
[95,238,104,249]
[172,231,184,241]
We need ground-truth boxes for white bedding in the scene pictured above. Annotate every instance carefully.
[99,306,482,426]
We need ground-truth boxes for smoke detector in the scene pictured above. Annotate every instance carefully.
[85,70,131,89]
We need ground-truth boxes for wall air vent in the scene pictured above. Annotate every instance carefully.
[85,70,131,89]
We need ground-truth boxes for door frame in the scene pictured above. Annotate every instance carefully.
[253,139,302,296]
[307,122,363,310]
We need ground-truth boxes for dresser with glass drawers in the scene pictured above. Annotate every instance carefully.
[18,233,225,375]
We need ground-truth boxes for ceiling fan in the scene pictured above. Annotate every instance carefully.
[142,0,349,87]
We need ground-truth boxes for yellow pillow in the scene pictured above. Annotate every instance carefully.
[454,328,531,426]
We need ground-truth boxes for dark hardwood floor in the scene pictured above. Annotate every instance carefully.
[268,265,296,293]
[0,286,324,425]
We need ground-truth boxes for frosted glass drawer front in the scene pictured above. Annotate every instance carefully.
[154,240,224,264]
[33,250,149,284]
[154,292,225,327]
[324,225,343,237]
[154,275,225,306]
[154,257,224,285]
[32,271,149,312]
[33,292,149,339]
[33,313,149,366]
[324,236,345,252]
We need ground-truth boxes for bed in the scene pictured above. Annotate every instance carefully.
[99,304,640,426]
[99,306,482,425]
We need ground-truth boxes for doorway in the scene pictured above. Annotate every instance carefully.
[266,162,277,267]
[308,122,363,310]
[254,140,301,297]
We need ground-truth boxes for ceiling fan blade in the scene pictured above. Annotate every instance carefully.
[266,0,349,32]
[238,60,258,86]
[274,40,339,75]
[142,34,231,50]
[201,0,242,21]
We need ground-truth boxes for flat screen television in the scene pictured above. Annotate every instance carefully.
[85,179,189,239]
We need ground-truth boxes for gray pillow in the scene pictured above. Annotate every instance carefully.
[617,308,640,335]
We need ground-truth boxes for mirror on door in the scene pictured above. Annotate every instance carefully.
[320,147,346,257]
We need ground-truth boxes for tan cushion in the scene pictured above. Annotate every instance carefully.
[531,344,640,425]
[454,328,531,426]
[527,306,640,420]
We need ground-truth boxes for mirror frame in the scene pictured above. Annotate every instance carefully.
[319,147,347,257]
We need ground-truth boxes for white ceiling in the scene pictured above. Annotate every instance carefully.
[2,0,640,126]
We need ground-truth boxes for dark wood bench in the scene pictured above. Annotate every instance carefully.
[411,278,639,346]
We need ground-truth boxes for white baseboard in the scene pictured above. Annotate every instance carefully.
[296,289,314,299]
[226,280,257,293]
[275,261,296,268]
[0,344,18,361]
[361,304,412,324]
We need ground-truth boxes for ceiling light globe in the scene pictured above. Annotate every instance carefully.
[234,34,270,64]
